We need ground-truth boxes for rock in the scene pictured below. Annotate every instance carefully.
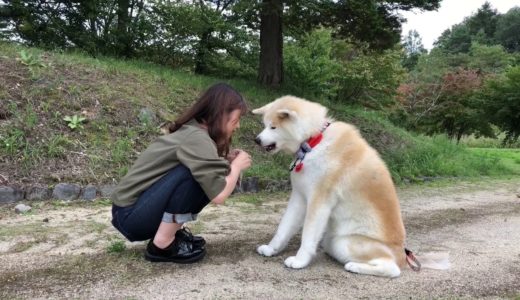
[264,180,291,193]
[232,182,242,194]
[15,203,31,214]
[26,186,52,201]
[81,185,97,201]
[0,174,7,184]
[232,177,259,194]
[242,177,259,193]
[0,186,24,203]
[49,173,61,182]
[52,183,81,201]
[99,185,116,198]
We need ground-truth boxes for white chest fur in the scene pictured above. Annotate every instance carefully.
[290,140,331,200]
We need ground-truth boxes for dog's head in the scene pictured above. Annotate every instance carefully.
[252,96,328,154]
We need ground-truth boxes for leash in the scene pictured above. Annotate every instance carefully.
[405,248,421,272]
[289,122,330,172]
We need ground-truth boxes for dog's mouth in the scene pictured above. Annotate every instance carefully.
[264,143,276,152]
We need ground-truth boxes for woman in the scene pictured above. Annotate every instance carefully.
[111,83,252,263]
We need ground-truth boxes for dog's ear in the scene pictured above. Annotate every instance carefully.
[276,109,297,120]
[252,103,272,115]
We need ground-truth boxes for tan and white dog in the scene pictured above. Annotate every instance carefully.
[253,96,448,277]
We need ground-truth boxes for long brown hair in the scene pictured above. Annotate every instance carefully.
[169,83,247,157]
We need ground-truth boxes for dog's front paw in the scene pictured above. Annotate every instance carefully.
[257,244,277,257]
[284,255,310,269]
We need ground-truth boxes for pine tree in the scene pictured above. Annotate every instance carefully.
[402,30,427,70]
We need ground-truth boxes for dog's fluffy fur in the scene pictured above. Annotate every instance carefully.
[253,96,448,277]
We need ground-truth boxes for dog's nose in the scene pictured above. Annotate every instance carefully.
[254,136,261,145]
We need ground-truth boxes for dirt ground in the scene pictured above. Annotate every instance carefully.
[1,178,519,299]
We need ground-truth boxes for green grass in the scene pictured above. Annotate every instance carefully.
[230,192,271,205]
[1,41,518,187]
[467,148,520,174]
[329,105,519,183]
[106,240,126,254]
[387,136,516,182]
[0,223,50,239]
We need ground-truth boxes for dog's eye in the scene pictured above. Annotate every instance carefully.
[270,126,276,130]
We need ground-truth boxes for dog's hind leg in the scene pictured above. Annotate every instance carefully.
[344,259,400,278]
[257,191,306,257]
[323,234,401,278]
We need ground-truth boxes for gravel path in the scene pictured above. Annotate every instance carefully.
[0,179,519,299]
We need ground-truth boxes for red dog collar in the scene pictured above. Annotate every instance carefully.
[290,122,330,172]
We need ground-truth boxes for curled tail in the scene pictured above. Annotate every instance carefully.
[405,248,450,271]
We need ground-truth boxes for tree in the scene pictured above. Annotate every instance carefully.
[333,41,406,108]
[434,24,472,54]
[434,69,493,142]
[401,29,426,70]
[191,0,237,74]
[433,2,500,54]
[495,7,520,52]
[0,0,145,56]
[0,2,10,39]
[116,0,132,57]
[257,0,283,86]
[395,74,445,131]
[482,67,520,144]
[146,2,209,67]
[147,1,257,76]
[284,29,340,97]
[465,2,498,45]
[256,0,441,86]
[468,42,513,74]
[398,69,493,142]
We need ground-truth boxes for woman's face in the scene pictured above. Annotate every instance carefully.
[224,109,242,138]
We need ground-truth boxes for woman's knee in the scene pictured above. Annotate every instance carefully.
[170,164,192,178]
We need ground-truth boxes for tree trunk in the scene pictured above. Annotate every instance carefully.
[257,0,283,86]
[195,29,212,74]
[116,0,132,57]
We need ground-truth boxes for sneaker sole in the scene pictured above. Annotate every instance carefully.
[144,249,206,264]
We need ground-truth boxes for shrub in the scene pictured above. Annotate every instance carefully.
[284,29,341,98]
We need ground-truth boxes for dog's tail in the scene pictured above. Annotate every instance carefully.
[405,248,450,271]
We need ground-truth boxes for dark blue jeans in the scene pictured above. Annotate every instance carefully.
[111,164,210,242]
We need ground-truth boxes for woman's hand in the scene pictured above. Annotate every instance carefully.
[212,150,252,205]
[231,150,252,171]
[226,149,240,162]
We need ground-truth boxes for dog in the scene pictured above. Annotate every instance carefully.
[253,96,449,277]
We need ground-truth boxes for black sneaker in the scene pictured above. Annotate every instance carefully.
[175,227,206,248]
[144,238,206,263]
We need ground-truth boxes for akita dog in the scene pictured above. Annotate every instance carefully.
[253,96,449,277]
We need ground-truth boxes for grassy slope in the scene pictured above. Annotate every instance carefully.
[0,42,518,187]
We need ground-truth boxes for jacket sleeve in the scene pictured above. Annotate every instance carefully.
[176,132,230,200]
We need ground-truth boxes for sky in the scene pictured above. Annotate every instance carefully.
[400,0,520,50]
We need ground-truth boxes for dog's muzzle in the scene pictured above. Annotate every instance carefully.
[255,136,276,152]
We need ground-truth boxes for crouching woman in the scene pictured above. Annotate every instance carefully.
[111,83,251,263]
